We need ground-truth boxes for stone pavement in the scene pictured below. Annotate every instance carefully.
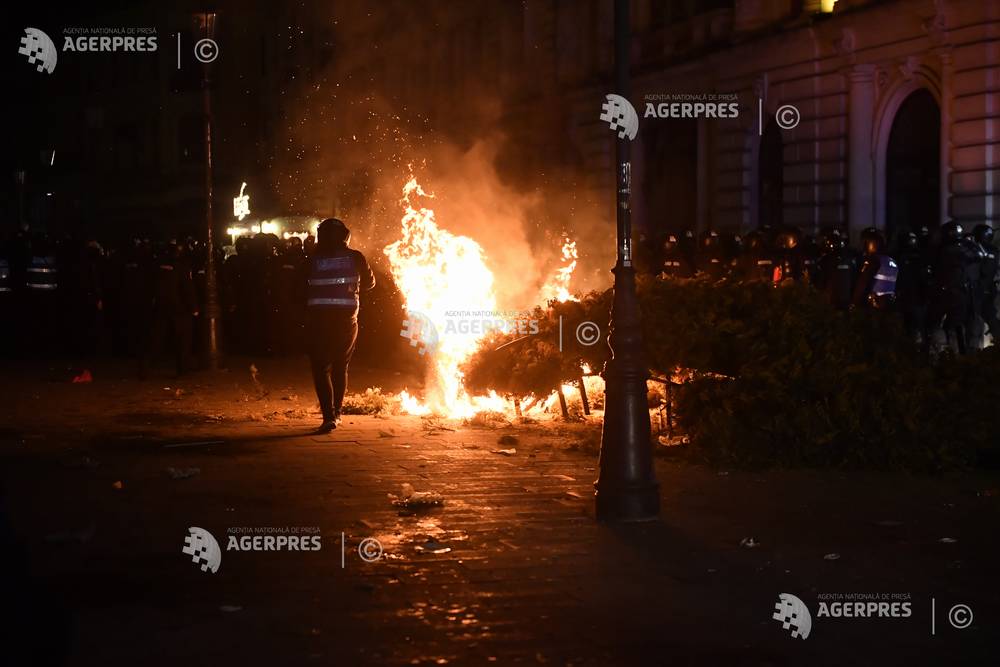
[0,359,998,665]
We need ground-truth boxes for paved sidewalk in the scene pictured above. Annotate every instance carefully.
[1,360,998,665]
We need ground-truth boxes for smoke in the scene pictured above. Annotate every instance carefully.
[268,1,615,310]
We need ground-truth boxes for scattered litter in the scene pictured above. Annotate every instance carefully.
[111,480,124,490]
[281,394,298,401]
[545,474,576,481]
[938,537,958,543]
[378,429,396,438]
[717,471,730,476]
[823,553,841,560]
[491,448,516,456]
[415,538,451,554]
[219,605,243,613]
[44,523,96,544]
[706,568,717,573]
[166,466,201,480]
[174,388,185,398]
[71,369,92,384]
[739,537,759,548]
[164,440,224,449]
[563,490,585,500]
[389,483,445,509]
[497,434,519,446]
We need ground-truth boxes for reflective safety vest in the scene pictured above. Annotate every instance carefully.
[306,253,360,313]
[871,255,899,296]
[0,258,11,292]
[26,255,58,291]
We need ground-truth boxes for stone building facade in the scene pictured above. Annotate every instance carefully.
[524,0,999,246]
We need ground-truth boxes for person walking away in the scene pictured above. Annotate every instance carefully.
[306,218,375,434]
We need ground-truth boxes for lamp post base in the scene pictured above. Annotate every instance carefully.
[594,263,660,522]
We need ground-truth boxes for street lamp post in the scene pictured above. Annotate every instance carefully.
[595,0,660,521]
[197,12,222,370]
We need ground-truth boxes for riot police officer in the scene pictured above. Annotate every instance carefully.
[928,222,975,354]
[698,230,727,279]
[817,229,860,310]
[772,226,805,283]
[739,229,775,281]
[142,241,198,377]
[306,218,375,433]
[852,227,898,309]
[895,231,931,342]
[972,224,999,343]
[661,234,695,278]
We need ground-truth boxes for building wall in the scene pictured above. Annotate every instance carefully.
[538,0,1000,245]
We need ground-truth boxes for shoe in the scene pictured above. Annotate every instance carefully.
[333,412,343,426]
[313,420,336,434]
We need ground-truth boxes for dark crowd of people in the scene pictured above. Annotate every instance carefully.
[645,222,998,354]
[0,230,321,372]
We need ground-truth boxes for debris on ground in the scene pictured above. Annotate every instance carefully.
[823,553,841,560]
[415,537,451,554]
[219,605,243,613]
[174,388,185,399]
[939,537,958,543]
[71,369,93,384]
[491,448,516,456]
[378,429,396,438]
[111,480,124,490]
[389,483,445,508]
[166,467,201,480]
[44,523,96,544]
[497,434,519,446]
[739,537,759,548]
[465,411,511,429]
[281,394,298,401]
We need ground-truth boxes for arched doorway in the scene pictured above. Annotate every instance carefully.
[885,89,940,246]
[758,120,784,230]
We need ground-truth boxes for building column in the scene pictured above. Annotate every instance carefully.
[938,47,954,226]
[696,118,709,234]
[847,64,876,240]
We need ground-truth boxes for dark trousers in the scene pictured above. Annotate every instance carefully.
[142,309,192,375]
[307,312,358,421]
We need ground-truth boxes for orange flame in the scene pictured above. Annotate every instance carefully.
[539,237,579,304]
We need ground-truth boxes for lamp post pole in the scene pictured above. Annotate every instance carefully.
[198,12,222,370]
[595,0,660,521]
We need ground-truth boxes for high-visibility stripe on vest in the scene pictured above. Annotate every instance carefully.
[0,259,11,292]
[307,254,360,312]
[26,256,58,290]
[871,255,898,297]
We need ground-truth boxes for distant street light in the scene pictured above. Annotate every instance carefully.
[595,0,660,521]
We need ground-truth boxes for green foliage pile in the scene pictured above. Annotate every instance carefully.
[641,276,1000,470]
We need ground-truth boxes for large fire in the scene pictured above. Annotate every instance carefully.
[384,177,587,418]
[539,237,580,304]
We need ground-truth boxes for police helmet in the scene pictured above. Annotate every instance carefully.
[860,227,886,255]
[973,223,994,245]
[940,222,964,244]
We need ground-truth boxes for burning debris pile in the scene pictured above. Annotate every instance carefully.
[383,176,602,420]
